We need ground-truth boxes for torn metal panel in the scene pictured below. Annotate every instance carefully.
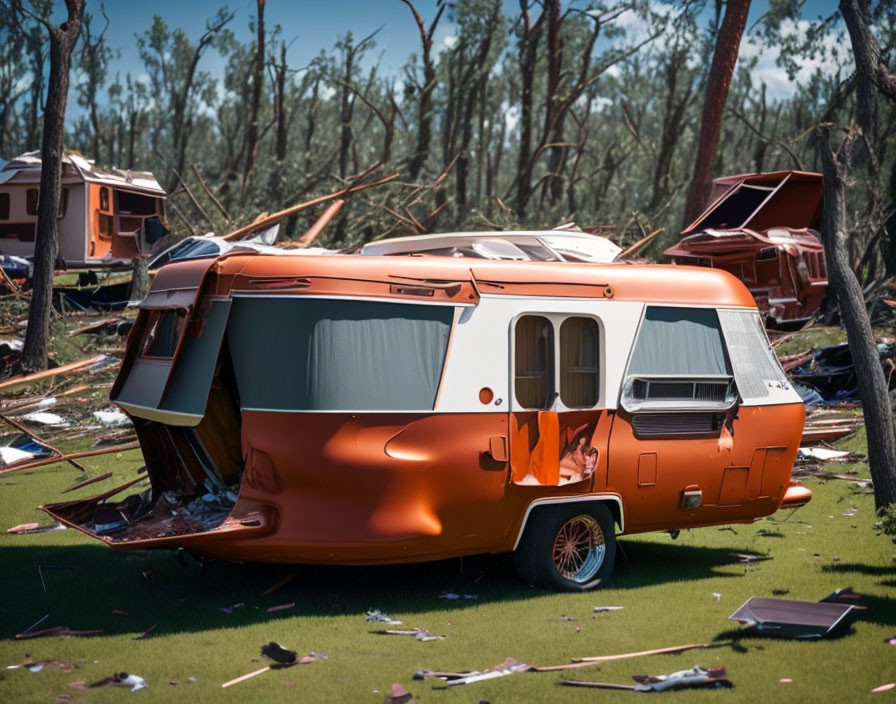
[665,171,827,326]
[728,596,857,638]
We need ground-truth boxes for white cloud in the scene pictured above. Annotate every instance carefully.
[737,20,854,100]
[443,34,458,49]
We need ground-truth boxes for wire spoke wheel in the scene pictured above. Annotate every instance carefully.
[551,514,605,583]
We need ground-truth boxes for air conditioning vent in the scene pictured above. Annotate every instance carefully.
[631,413,720,438]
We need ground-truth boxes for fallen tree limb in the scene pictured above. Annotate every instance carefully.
[0,354,107,393]
[220,172,400,242]
[531,642,730,671]
[0,441,141,476]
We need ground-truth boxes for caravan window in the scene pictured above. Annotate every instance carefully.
[26,189,38,215]
[24,188,68,217]
[559,317,599,408]
[623,306,735,411]
[0,193,8,220]
[514,315,554,409]
[227,298,453,411]
[141,309,188,358]
[118,190,157,215]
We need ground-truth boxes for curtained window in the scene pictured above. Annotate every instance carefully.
[559,317,599,408]
[227,298,453,411]
[514,315,554,409]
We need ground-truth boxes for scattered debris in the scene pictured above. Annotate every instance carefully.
[796,447,855,462]
[872,683,896,693]
[733,553,773,564]
[74,672,148,693]
[593,606,624,613]
[16,626,104,639]
[21,411,67,426]
[221,643,322,688]
[93,408,129,427]
[6,522,65,534]
[219,602,245,614]
[261,642,297,665]
[133,624,157,640]
[563,665,733,692]
[261,572,296,596]
[6,658,75,672]
[712,592,722,601]
[791,342,895,403]
[533,643,729,672]
[385,683,413,703]
[439,592,479,600]
[728,596,858,638]
[61,472,113,494]
[266,602,294,613]
[445,658,531,686]
[367,609,402,625]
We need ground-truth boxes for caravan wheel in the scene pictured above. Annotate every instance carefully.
[514,503,616,591]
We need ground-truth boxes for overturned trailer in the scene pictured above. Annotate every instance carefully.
[43,253,809,590]
[664,171,827,327]
[0,151,167,269]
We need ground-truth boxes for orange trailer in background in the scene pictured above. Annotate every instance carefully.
[43,252,810,591]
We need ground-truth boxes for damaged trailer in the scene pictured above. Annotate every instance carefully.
[43,253,810,591]
[664,171,827,327]
[0,151,167,269]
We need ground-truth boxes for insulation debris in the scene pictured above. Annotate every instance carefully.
[92,408,129,427]
[367,609,402,625]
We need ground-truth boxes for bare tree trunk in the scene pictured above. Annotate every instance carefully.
[682,0,751,227]
[241,0,265,198]
[515,3,545,217]
[401,0,444,180]
[130,256,151,301]
[818,128,896,509]
[21,0,85,371]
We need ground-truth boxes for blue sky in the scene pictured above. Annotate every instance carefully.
[76,0,842,84]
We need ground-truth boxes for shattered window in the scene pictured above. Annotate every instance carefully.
[717,309,789,401]
[514,315,554,409]
[141,309,187,358]
[559,317,599,408]
[227,298,453,411]
[118,190,157,215]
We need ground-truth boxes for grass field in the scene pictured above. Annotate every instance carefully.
[1,437,894,704]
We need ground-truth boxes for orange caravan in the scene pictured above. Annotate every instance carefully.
[0,151,166,268]
[42,249,811,591]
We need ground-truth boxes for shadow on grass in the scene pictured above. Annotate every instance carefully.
[0,539,755,641]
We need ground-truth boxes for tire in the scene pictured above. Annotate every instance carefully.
[514,502,617,592]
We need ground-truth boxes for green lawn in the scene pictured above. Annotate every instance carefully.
[1,447,894,703]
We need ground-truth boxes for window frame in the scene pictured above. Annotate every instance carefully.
[511,312,604,412]
[226,294,459,413]
[620,303,737,414]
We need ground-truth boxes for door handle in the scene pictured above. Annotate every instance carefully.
[488,435,508,462]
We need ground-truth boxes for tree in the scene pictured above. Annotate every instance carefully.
[137,8,235,193]
[813,0,896,510]
[18,0,85,371]
[76,8,114,161]
[682,0,751,227]
[401,0,445,180]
